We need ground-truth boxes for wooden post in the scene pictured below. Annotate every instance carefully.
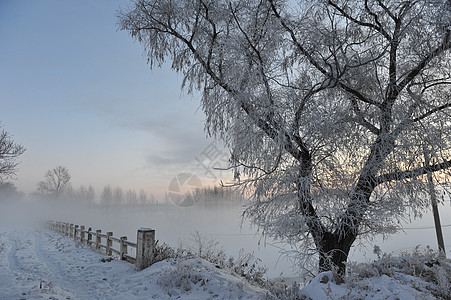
[120,236,128,260]
[96,230,101,250]
[65,223,69,236]
[70,224,74,237]
[74,225,79,240]
[87,227,92,246]
[424,150,446,257]
[106,232,113,256]
[80,226,85,242]
[136,228,155,270]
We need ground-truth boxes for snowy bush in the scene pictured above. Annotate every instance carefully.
[153,240,179,263]
[226,249,268,286]
[262,281,305,300]
[156,259,204,297]
[346,246,451,299]
[152,231,268,288]
[187,231,269,286]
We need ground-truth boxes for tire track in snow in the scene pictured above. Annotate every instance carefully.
[32,230,106,299]
[1,229,143,299]
[4,230,38,298]
[1,229,74,299]
[32,229,131,299]
[0,232,17,297]
[31,230,84,299]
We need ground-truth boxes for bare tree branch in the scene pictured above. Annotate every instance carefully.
[0,127,25,180]
[376,158,451,184]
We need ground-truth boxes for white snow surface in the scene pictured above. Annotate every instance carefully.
[299,271,437,300]
[0,225,445,299]
[0,227,267,299]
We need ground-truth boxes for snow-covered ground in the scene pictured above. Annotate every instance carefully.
[2,225,449,299]
[0,227,267,299]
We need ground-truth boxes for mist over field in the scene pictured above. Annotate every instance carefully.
[1,194,450,279]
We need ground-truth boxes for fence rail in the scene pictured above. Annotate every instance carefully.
[47,221,155,270]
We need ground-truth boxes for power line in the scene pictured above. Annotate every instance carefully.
[402,224,451,230]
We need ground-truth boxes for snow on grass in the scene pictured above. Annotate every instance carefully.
[299,271,438,299]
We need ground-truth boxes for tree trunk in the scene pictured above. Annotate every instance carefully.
[315,181,373,279]
[317,232,356,280]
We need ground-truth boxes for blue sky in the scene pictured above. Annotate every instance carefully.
[0,0,227,197]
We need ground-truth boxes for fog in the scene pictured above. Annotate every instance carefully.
[1,197,450,279]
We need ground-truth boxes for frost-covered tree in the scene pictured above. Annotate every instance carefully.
[0,124,25,180]
[119,0,451,276]
[37,166,72,199]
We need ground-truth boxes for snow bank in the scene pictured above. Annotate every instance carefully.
[299,271,436,299]
[299,249,451,300]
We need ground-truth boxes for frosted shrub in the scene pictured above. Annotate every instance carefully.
[156,259,204,297]
[153,232,269,288]
[185,231,268,286]
[226,249,268,286]
[347,246,451,299]
[189,230,224,263]
[153,240,178,263]
[263,281,305,300]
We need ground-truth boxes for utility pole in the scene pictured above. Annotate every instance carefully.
[424,149,446,257]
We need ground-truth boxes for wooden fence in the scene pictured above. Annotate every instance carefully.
[47,221,155,270]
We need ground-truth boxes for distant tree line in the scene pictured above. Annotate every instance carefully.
[33,165,157,206]
[100,185,156,206]
[0,122,160,206]
[183,186,244,205]
[0,181,24,201]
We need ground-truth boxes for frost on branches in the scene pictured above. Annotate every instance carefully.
[119,0,451,276]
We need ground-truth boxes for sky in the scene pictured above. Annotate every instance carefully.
[0,0,228,198]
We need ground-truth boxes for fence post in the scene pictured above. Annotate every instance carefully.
[80,226,85,242]
[74,225,79,240]
[87,227,92,246]
[120,236,127,260]
[106,232,113,256]
[96,230,101,250]
[65,223,69,236]
[70,224,74,237]
[136,228,155,270]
